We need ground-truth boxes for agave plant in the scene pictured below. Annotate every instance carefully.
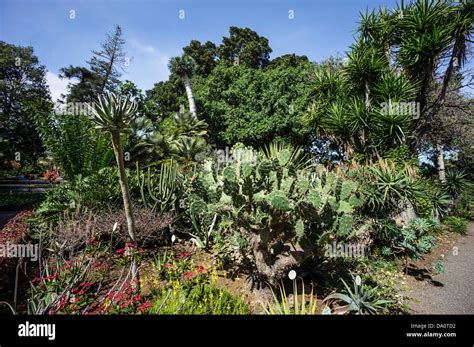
[259,141,312,171]
[444,170,471,199]
[357,159,420,214]
[263,279,318,315]
[324,275,391,315]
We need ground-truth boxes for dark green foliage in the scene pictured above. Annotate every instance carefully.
[0,41,50,165]
[0,192,45,209]
[218,27,272,68]
[33,167,126,223]
[193,61,315,147]
[30,107,114,180]
[183,40,218,76]
[443,216,468,235]
[352,159,421,215]
[61,25,127,101]
[444,170,471,199]
[145,78,185,121]
[376,218,441,260]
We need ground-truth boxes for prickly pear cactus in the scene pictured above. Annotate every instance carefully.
[183,143,365,287]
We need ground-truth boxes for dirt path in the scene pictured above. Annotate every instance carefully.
[408,222,474,314]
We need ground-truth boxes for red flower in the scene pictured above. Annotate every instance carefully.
[177,252,190,259]
[182,271,193,280]
[197,265,204,273]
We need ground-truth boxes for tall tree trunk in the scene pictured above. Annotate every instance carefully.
[111,131,139,282]
[435,140,446,183]
[183,75,197,117]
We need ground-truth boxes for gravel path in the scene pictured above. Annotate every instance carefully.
[409,222,474,314]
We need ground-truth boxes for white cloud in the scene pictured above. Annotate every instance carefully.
[46,71,69,102]
[129,38,157,55]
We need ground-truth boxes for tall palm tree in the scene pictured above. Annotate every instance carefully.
[91,92,139,281]
[168,54,198,117]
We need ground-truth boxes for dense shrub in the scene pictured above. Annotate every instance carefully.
[443,217,469,235]
[350,159,421,216]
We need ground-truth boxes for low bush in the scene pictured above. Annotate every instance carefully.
[151,283,249,314]
[443,216,469,235]
[148,251,249,314]
[374,218,440,260]
[42,207,175,258]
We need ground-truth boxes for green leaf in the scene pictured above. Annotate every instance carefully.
[308,191,322,209]
[295,219,305,240]
[337,200,353,214]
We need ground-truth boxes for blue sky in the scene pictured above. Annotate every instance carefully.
[1,0,402,100]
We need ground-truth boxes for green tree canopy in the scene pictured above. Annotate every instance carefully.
[218,27,272,68]
[0,41,50,165]
[193,60,316,147]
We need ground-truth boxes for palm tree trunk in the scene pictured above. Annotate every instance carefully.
[183,75,197,117]
[111,131,139,282]
[435,141,446,183]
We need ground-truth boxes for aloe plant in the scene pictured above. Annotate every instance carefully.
[90,92,139,282]
[324,275,391,315]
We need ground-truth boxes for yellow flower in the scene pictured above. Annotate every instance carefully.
[210,267,218,283]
